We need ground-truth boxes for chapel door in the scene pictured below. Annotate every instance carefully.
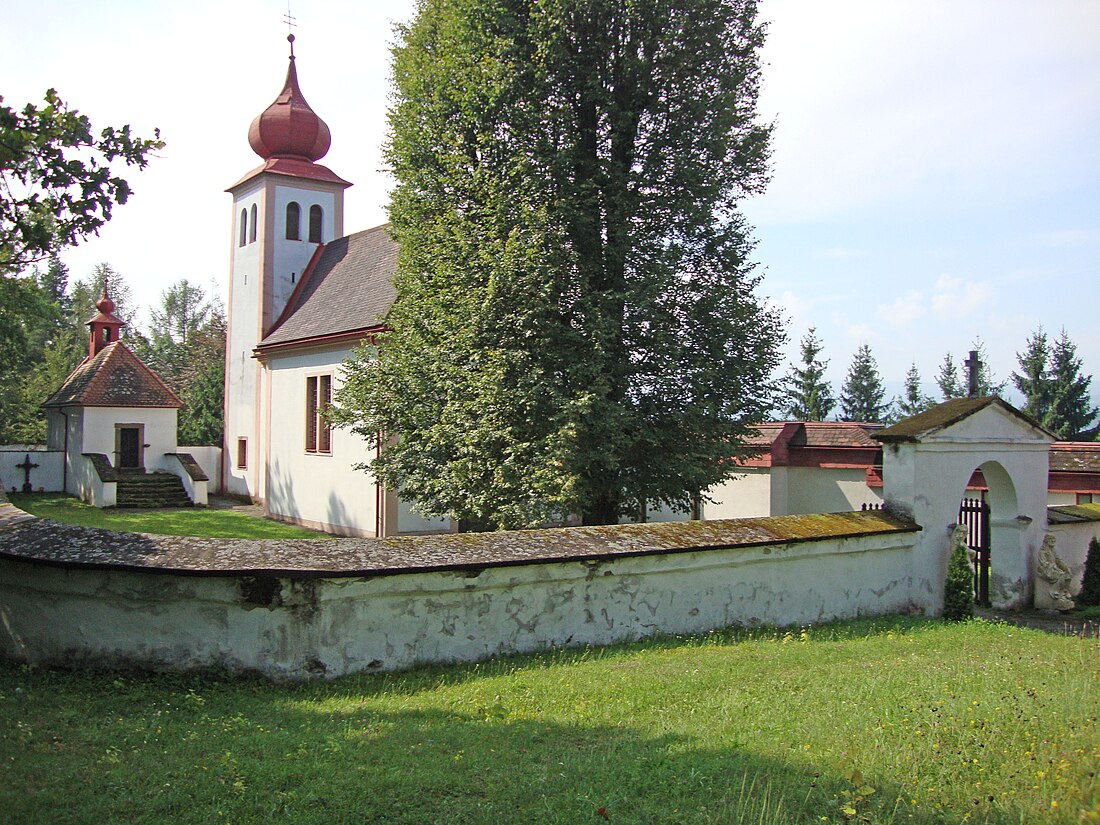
[119,427,141,470]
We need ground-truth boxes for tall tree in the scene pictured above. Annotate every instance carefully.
[936,352,963,400]
[892,362,934,421]
[332,0,781,528]
[1045,328,1097,439]
[0,90,162,274]
[968,336,1004,397]
[1012,326,1052,423]
[838,344,888,422]
[783,327,834,421]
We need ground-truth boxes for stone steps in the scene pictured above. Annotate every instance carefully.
[116,473,193,509]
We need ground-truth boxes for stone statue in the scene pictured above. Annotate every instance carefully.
[951,523,976,566]
[1035,533,1075,611]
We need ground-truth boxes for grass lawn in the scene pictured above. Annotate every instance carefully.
[1,617,1096,824]
[7,493,327,539]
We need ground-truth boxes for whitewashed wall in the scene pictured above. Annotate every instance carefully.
[704,468,774,518]
[263,345,381,535]
[81,407,179,473]
[0,525,918,679]
[179,446,223,495]
[0,448,64,493]
[704,466,883,520]
[1047,517,1100,598]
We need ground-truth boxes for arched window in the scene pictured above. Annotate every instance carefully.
[249,204,258,243]
[309,205,323,243]
[239,208,247,247]
[286,202,301,240]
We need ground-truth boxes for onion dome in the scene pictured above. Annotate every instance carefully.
[248,35,331,162]
[86,280,125,358]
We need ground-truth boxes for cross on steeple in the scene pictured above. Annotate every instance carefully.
[964,349,981,398]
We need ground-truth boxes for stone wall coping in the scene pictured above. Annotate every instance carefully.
[0,507,918,580]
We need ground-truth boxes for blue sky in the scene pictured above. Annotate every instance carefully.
[4,0,1098,407]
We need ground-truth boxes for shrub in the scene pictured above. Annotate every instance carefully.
[1078,536,1100,606]
[943,539,974,621]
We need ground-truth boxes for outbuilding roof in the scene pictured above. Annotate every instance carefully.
[43,342,183,409]
[257,224,397,351]
[873,396,1054,442]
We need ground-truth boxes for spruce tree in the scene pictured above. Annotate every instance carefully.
[937,352,963,400]
[839,344,888,422]
[1045,329,1098,439]
[969,336,1004,397]
[943,538,975,621]
[1078,536,1100,606]
[1012,326,1051,423]
[332,0,782,528]
[783,327,835,421]
[892,362,934,421]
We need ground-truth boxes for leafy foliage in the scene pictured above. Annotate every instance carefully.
[838,344,887,422]
[1078,536,1100,606]
[0,90,163,274]
[943,534,974,621]
[892,362,935,422]
[782,327,834,421]
[333,0,782,528]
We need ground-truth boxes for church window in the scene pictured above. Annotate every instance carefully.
[309,205,323,243]
[305,374,333,454]
[286,202,301,240]
[249,204,258,243]
[238,209,247,247]
[236,438,247,470]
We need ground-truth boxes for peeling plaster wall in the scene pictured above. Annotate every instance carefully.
[0,529,918,679]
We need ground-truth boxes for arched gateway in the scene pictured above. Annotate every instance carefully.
[873,397,1055,612]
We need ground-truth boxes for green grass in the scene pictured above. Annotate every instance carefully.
[7,493,328,539]
[1,617,1096,824]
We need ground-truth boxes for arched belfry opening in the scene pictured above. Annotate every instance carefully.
[874,397,1054,613]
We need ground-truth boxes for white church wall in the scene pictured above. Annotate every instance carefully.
[263,346,380,536]
[0,448,64,494]
[225,181,265,500]
[0,521,919,679]
[271,184,337,318]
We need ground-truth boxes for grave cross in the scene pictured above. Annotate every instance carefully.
[964,349,981,398]
[16,453,39,494]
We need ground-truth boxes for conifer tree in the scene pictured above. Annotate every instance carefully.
[1012,326,1051,423]
[969,337,1004,397]
[1078,536,1100,606]
[937,352,963,400]
[892,362,934,421]
[332,0,782,528]
[783,327,834,421]
[1045,329,1098,439]
[839,344,888,422]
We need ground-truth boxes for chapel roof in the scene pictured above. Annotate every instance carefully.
[257,224,398,351]
[43,342,183,409]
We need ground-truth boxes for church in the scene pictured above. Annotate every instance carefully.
[223,37,451,536]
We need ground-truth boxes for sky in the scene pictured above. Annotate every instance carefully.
[3,0,1099,404]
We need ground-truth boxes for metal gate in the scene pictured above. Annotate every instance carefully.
[958,496,991,606]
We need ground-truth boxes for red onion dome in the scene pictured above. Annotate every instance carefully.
[247,35,332,162]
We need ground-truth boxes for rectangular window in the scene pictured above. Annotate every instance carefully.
[236,438,247,470]
[1078,493,1095,505]
[305,375,332,454]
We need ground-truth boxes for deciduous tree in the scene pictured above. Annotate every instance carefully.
[0,90,162,273]
[332,0,781,528]
[838,344,888,422]
[783,327,834,421]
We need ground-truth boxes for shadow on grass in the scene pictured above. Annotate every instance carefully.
[2,677,958,825]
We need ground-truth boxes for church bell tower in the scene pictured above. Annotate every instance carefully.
[224,34,352,500]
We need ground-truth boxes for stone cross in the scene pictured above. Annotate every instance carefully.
[964,349,981,398]
[16,453,39,494]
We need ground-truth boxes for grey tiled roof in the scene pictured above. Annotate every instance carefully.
[259,224,397,349]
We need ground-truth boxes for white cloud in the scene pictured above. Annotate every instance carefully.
[931,275,993,319]
[877,290,926,327]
